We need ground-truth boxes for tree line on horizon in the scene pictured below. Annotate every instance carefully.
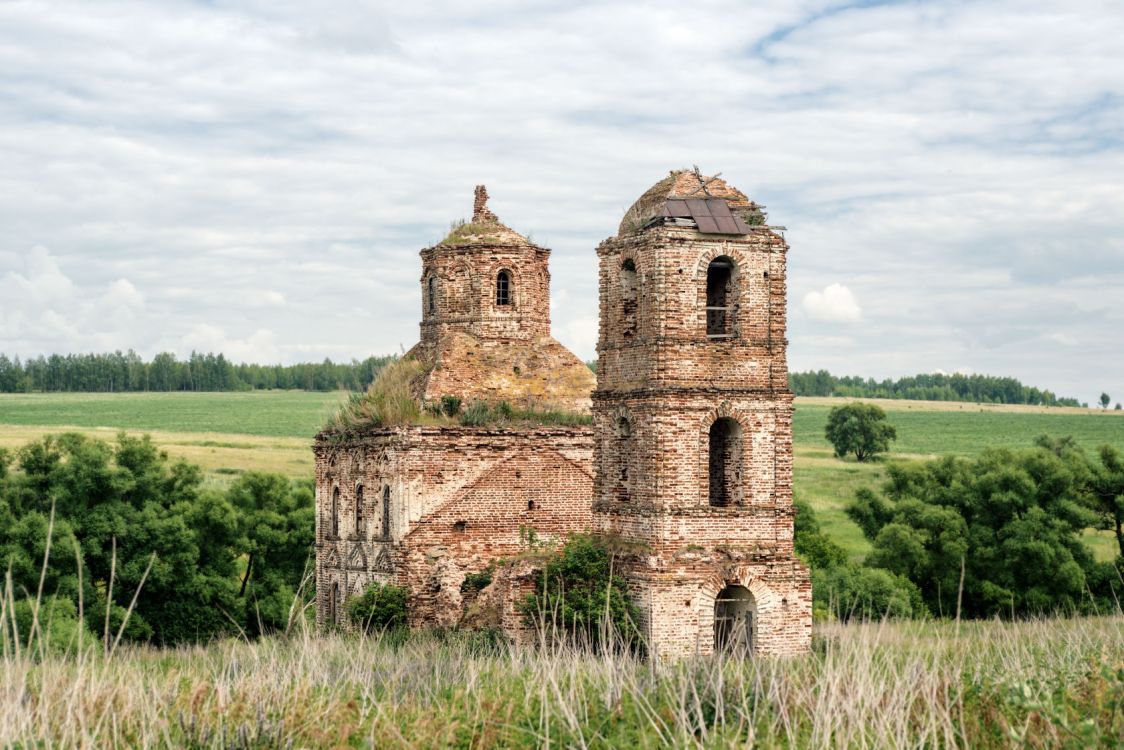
[0,351,396,393]
[789,369,1082,407]
[0,350,1085,407]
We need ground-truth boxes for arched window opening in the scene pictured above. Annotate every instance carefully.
[620,259,638,337]
[714,585,756,654]
[706,257,735,339]
[616,416,632,502]
[354,484,364,538]
[496,270,512,305]
[427,275,437,315]
[330,486,340,538]
[708,417,743,507]
[527,500,536,511]
[381,485,391,540]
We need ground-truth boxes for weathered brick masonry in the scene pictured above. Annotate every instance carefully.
[592,170,811,658]
[314,174,811,657]
[314,187,596,629]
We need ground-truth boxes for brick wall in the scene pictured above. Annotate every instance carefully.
[313,426,593,628]
[591,213,811,657]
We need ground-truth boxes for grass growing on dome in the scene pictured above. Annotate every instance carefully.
[438,219,506,247]
[457,400,592,427]
[325,358,432,433]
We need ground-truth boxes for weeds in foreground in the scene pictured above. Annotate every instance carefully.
[3,606,1122,748]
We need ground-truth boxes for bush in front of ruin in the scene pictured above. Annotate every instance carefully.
[519,534,640,649]
[347,582,409,633]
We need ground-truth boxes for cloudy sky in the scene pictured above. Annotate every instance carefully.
[1,0,1122,403]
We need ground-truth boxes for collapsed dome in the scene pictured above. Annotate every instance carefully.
[618,168,767,236]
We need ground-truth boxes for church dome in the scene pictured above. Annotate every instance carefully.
[618,168,765,236]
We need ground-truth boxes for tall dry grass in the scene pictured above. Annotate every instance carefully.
[2,607,1122,748]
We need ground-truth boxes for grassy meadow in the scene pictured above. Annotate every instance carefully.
[3,614,1122,748]
[1,391,1121,556]
[1,393,1122,747]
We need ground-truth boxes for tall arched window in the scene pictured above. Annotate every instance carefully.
[427,275,437,315]
[330,486,340,538]
[616,416,632,502]
[620,259,637,337]
[496,270,512,305]
[354,484,364,538]
[382,485,391,539]
[708,417,743,507]
[706,257,735,338]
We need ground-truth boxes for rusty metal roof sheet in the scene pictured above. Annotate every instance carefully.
[657,198,750,234]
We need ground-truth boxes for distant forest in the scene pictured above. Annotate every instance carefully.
[789,369,1082,407]
[0,351,395,393]
[0,351,1084,406]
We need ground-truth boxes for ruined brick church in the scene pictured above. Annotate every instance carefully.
[314,170,811,657]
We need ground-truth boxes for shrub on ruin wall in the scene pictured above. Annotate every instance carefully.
[346,582,409,634]
[519,534,641,650]
[326,358,429,432]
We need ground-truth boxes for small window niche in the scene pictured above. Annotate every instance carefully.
[427,275,437,316]
[330,486,341,538]
[708,417,743,507]
[616,416,632,502]
[496,270,512,306]
[381,486,391,540]
[620,258,638,337]
[706,257,736,339]
[354,484,364,538]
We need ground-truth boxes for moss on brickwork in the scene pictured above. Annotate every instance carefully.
[323,356,590,436]
[438,219,532,248]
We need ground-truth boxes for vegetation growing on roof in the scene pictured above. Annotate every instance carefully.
[324,358,431,433]
[323,361,591,436]
[457,399,592,427]
[439,219,507,247]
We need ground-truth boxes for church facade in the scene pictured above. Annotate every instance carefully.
[314,172,811,657]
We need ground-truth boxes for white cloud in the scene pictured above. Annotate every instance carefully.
[179,324,280,363]
[0,0,1122,402]
[802,283,863,323]
[0,246,147,351]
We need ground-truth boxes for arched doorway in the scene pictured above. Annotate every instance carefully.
[714,585,756,654]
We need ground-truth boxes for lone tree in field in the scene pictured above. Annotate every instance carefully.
[825,402,897,462]
[1100,392,1111,409]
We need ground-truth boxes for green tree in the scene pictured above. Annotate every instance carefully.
[0,433,314,645]
[226,473,315,635]
[346,582,409,633]
[520,535,640,649]
[1101,392,1112,409]
[824,402,897,462]
[812,565,925,622]
[847,442,1112,618]
[1090,446,1124,559]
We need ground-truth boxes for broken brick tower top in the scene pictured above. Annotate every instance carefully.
[409,186,594,412]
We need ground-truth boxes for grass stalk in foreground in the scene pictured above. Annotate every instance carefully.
[1,613,1122,748]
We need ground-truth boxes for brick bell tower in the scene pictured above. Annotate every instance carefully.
[592,169,811,658]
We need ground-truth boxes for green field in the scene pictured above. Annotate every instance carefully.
[2,391,1121,560]
[0,390,345,438]
[794,400,1124,456]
